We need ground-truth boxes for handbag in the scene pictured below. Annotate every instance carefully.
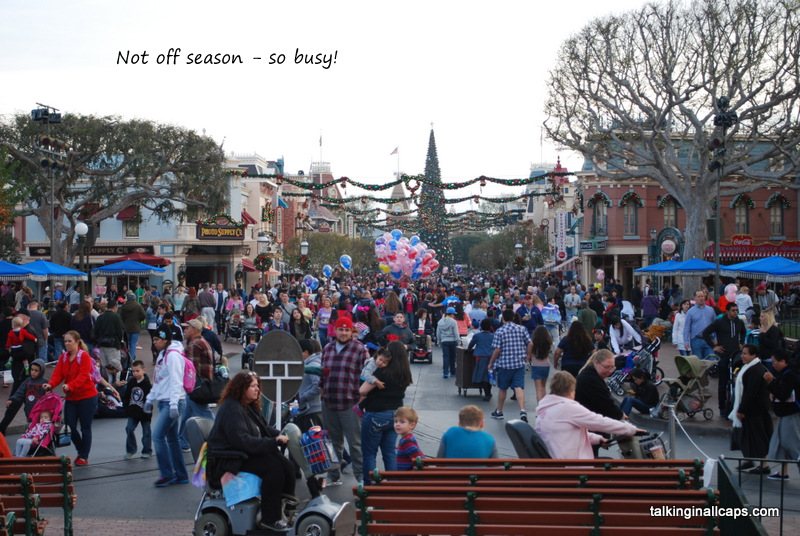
[189,373,229,405]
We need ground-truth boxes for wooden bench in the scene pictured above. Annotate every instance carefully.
[0,457,76,536]
[354,458,719,536]
[0,473,44,536]
[0,499,16,536]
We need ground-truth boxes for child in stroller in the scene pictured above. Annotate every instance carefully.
[14,391,63,457]
[225,307,243,342]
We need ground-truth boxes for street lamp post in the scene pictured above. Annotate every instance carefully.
[710,96,739,296]
[299,240,310,273]
[75,222,89,299]
[257,232,271,291]
[514,242,524,279]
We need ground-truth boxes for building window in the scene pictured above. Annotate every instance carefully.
[124,220,139,238]
[623,203,638,235]
[592,204,607,236]
[663,199,677,228]
[735,205,749,235]
[770,205,784,236]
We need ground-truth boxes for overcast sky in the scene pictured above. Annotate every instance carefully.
[1,0,649,198]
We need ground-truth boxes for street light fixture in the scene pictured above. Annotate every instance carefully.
[299,240,310,272]
[513,242,524,276]
[75,221,89,298]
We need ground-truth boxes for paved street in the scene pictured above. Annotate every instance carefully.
[3,333,798,535]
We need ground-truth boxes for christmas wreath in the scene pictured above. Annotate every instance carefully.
[254,254,272,271]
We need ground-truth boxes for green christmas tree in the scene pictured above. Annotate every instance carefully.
[418,129,453,267]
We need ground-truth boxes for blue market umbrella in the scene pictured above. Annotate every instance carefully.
[92,260,166,277]
[633,260,681,275]
[662,258,725,276]
[762,261,800,283]
[0,260,36,281]
[19,260,88,281]
[719,256,799,279]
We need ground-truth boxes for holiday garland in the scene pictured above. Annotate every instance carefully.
[586,191,611,208]
[766,192,791,209]
[619,191,644,207]
[731,193,755,209]
[261,202,274,223]
[254,254,272,271]
[657,194,680,208]
[196,212,245,227]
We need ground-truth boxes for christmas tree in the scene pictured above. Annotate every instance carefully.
[418,128,453,267]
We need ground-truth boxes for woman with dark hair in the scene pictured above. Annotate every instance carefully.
[289,308,312,341]
[554,321,594,378]
[71,301,96,353]
[382,291,402,323]
[453,302,472,341]
[241,302,261,331]
[207,371,296,531]
[529,325,554,403]
[359,341,412,485]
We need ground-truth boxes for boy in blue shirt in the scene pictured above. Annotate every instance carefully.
[437,405,497,458]
[468,319,495,401]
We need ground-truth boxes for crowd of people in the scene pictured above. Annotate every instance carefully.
[1,267,799,519]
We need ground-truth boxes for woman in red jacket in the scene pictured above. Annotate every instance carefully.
[43,330,98,466]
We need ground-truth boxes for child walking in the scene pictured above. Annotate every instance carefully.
[394,406,423,470]
[122,360,153,459]
[14,409,53,457]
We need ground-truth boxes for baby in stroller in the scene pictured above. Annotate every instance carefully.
[14,409,53,457]
[13,391,63,457]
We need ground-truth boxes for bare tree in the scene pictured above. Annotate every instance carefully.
[544,0,800,263]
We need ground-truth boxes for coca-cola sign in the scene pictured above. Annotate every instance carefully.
[731,235,753,246]
[661,240,676,255]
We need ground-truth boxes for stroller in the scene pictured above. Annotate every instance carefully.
[240,327,262,370]
[607,337,664,396]
[225,308,244,342]
[23,392,66,457]
[655,355,715,421]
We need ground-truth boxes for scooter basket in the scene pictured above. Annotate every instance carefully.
[300,428,338,475]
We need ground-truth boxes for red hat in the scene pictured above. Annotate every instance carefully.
[335,317,354,330]
[756,283,766,292]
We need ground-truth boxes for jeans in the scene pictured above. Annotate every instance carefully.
[179,398,215,449]
[126,417,152,455]
[127,331,140,362]
[53,337,64,362]
[441,341,457,376]
[565,311,577,325]
[318,328,329,349]
[621,396,652,416]
[361,410,397,485]
[321,405,362,482]
[153,399,188,481]
[64,396,98,460]
[689,338,715,360]
[37,344,48,362]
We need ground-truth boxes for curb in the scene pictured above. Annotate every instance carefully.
[629,411,732,439]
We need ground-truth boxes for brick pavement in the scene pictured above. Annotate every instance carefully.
[44,515,193,536]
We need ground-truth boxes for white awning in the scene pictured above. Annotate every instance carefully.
[552,256,580,272]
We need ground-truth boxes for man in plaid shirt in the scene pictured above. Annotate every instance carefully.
[488,309,532,422]
[320,316,368,486]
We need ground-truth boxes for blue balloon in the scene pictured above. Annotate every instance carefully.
[310,277,319,291]
[411,270,422,280]
[303,275,313,287]
[322,264,333,278]
[455,265,462,274]
[375,237,386,246]
[389,240,397,250]
[340,254,352,270]
[390,270,403,279]
[410,235,420,246]
[414,258,422,267]
[391,229,403,241]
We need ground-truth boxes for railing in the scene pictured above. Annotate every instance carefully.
[719,455,796,536]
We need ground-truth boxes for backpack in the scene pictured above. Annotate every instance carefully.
[165,349,197,393]
[542,304,562,324]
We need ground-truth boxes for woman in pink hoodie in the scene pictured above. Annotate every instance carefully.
[535,371,642,459]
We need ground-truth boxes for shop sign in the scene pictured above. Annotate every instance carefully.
[196,214,245,240]
[703,234,800,258]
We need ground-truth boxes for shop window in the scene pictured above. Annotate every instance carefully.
[770,205,784,236]
[663,199,677,228]
[735,205,749,235]
[124,220,139,238]
[623,204,638,235]
[592,204,607,236]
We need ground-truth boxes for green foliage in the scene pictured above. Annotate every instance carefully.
[0,231,22,263]
[284,233,377,274]
[450,233,491,265]
[468,224,549,271]
[418,130,453,266]
[0,112,226,265]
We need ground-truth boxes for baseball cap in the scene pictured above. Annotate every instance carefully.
[181,319,204,331]
[335,317,354,330]
[756,283,766,292]
[446,307,456,315]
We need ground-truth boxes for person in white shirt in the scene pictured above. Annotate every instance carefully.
[608,316,642,354]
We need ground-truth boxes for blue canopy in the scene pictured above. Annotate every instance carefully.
[0,261,37,281]
[719,256,800,279]
[762,262,800,283]
[92,260,166,277]
[633,260,681,274]
[19,260,88,281]
[661,258,725,276]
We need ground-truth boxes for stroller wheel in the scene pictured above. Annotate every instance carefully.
[652,367,665,386]
[703,408,714,420]
[614,386,625,396]
[708,363,719,378]
[676,411,687,422]
[687,411,696,418]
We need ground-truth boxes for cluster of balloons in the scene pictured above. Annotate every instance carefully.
[374,229,439,280]
[302,274,320,291]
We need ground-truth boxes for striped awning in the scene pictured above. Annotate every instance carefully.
[552,256,580,272]
[241,258,257,272]
[116,206,138,221]
[241,210,258,225]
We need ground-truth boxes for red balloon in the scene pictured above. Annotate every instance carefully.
[387,253,397,262]
[429,259,440,271]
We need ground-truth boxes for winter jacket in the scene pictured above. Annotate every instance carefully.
[575,365,624,420]
[147,341,186,410]
[297,352,322,416]
[535,394,638,459]
[48,349,98,402]
[436,316,460,344]
[120,300,146,334]
[123,374,152,422]
[8,358,48,418]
